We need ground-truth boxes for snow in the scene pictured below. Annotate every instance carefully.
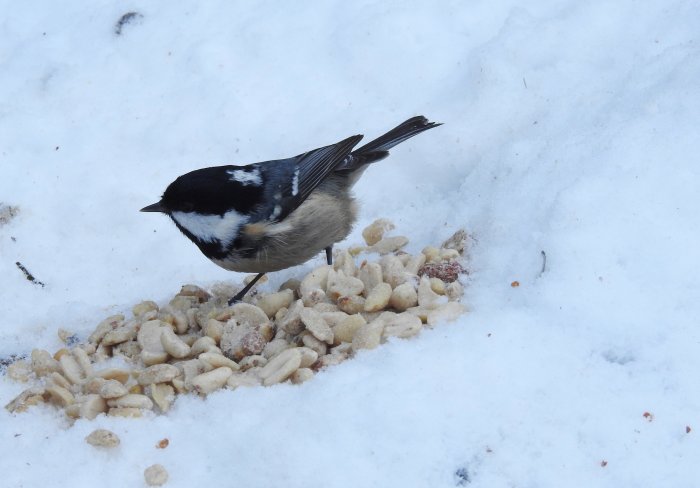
[1,1,699,487]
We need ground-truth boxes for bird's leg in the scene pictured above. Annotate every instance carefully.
[229,273,265,305]
[325,245,333,265]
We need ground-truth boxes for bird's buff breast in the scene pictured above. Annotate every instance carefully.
[212,190,357,273]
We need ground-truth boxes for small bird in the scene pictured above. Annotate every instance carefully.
[141,116,441,303]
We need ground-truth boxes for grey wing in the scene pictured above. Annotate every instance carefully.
[258,134,363,223]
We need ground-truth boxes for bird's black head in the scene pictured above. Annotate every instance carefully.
[141,165,270,260]
[140,165,265,216]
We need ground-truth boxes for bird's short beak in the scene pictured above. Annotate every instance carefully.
[140,201,167,213]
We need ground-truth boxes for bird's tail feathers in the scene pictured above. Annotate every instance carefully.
[335,116,441,172]
[354,116,441,154]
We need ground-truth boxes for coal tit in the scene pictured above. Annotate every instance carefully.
[141,116,441,303]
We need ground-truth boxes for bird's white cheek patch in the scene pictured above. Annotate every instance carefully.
[171,210,247,247]
[227,167,262,186]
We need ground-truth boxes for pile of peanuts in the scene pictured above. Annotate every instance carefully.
[4,220,468,420]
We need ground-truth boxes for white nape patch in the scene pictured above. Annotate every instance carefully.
[226,167,262,186]
[292,168,300,196]
[171,210,247,247]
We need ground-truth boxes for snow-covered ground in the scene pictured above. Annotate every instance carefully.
[2,1,699,486]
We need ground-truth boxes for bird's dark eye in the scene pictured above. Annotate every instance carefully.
[182,202,195,212]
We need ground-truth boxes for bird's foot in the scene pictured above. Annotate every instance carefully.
[228,273,265,305]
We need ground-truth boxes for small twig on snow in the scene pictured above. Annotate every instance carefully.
[15,261,45,287]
